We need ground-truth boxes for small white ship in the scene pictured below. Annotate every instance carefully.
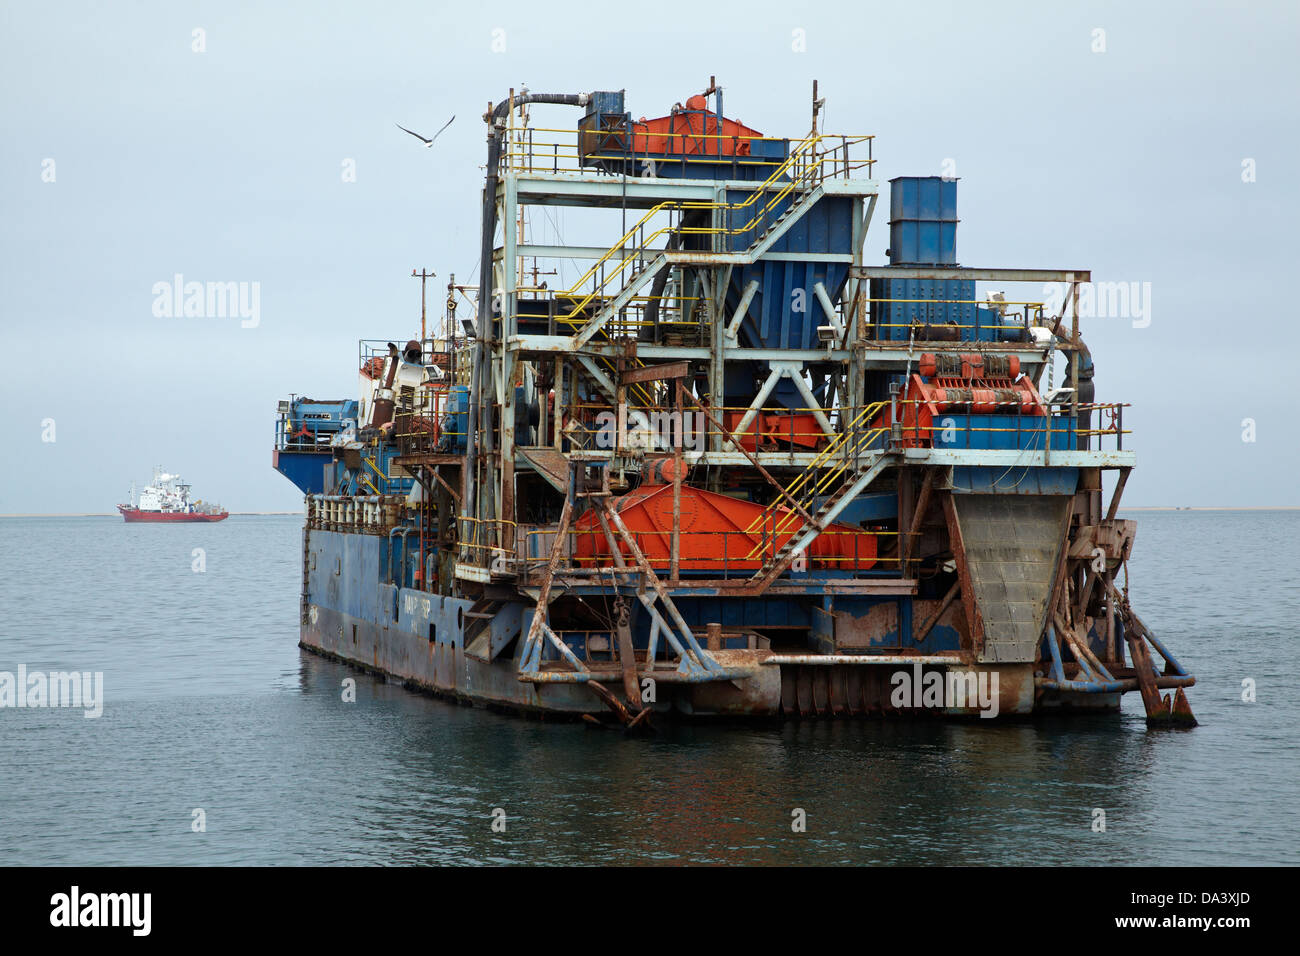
[118,467,228,522]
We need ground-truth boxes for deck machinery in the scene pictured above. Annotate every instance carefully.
[274,86,1196,726]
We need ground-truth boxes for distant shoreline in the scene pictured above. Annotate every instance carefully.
[2,507,1297,518]
[1117,506,1300,512]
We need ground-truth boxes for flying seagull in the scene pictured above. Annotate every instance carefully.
[396,115,454,148]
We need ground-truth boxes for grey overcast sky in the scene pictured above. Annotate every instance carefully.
[1,0,1296,512]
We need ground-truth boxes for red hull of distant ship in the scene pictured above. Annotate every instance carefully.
[117,505,228,522]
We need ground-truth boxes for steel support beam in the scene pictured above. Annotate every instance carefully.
[853,267,1092,283]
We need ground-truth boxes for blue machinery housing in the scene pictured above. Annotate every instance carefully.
[273,86,1195,727]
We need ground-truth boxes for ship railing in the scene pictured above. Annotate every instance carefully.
[391,421,467,457]
[390,383,462,457]
[510,291,704,342]
[306,494,400,534]
[275,417,343,452]
[867,297,1047,341]
[456,515,518,569]
[500,124,873,181]
[889,399,1130,452]
[357,338,460,377]
[358,456,385,496]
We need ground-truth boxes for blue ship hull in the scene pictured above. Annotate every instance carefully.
[300,528,1056,719]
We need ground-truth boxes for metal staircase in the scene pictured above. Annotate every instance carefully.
[744,455,892,594]
[555,134,841,351]
[745,403,889,545]
[743,182,826,256]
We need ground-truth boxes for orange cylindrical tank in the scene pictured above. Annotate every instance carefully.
[572,485,876,573]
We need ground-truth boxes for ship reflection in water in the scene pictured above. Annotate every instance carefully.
[282,651,1259,866]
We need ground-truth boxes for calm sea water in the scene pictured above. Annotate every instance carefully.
[0,511,1296,866]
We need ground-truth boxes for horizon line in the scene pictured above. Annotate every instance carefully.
[3,506,1300,518]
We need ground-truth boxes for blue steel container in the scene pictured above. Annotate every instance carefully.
[889,176,958,221]
[888,176,959,265]
[584,90,626,118]
[872,277,975,339]
[888,220,958,265]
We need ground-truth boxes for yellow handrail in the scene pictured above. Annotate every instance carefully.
[754,402,883,512]
[553,137,832,405]
[500,126,873,178]
[554,132,839,328]
[744,427,890,559]
[739,401,890,552]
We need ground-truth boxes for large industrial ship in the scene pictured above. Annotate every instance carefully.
[272,85,1195,726]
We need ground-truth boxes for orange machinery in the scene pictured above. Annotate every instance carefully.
[573,483,877,574]
[722,411,826,451]
[880,352,1047,448]
[630,95,762,157]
